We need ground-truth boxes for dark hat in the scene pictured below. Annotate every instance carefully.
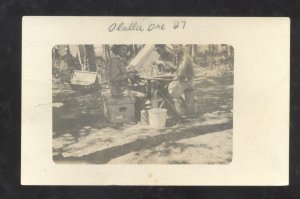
[154,44,166,49]
[111,45,130,55]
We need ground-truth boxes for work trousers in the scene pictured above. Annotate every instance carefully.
[168,80,195,115]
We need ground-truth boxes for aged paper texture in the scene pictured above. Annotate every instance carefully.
[22,17,289,185]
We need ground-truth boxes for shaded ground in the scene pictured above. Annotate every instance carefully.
[52,76,233,164]
[109,129,232,164]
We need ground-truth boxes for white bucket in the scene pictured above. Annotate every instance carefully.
[148,108,167,128]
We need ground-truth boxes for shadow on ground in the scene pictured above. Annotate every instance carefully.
[54,120,232,164]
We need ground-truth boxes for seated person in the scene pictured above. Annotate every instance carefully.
[109,45,145,120]
[109,45,142,97]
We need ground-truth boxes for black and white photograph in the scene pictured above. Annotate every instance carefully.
[52,44,234,164]
[21,17,289,185]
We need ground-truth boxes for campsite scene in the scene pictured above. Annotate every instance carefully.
[52,44,234,164]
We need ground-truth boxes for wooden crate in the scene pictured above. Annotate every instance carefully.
[102,93,136,123]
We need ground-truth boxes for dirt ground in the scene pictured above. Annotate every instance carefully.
[52,76,233,164]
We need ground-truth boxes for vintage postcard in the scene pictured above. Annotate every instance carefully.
[22,17,289,185]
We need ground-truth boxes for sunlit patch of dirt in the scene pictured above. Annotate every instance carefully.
[53,77,233,164]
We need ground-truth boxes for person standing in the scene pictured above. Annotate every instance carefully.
[168,44,195,116]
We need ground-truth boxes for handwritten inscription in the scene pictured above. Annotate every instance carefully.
[108,21,186,32]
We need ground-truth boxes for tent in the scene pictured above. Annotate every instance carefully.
[127,45,161,77]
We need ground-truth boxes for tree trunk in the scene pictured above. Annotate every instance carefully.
[85,45,96,71]
[134,44,138,56]
[192,44,198,62]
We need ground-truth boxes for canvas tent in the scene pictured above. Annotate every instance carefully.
[127,45,161,77]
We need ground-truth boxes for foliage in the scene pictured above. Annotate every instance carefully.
[52,45,234,84]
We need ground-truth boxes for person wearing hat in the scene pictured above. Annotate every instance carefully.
[109,45,145,121]
[109,45,136,96]
[168,44,195,116]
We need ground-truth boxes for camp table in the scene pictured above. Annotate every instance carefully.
[139,75,185,122]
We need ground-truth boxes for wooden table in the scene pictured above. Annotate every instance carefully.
[139,75,185,121]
